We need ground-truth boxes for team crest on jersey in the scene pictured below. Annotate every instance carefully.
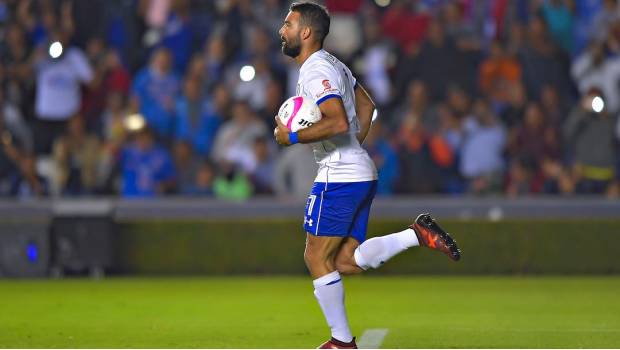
[322,79,331,90]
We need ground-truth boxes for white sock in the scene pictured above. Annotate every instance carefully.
[354,228,419,269]
[313,271,353,343]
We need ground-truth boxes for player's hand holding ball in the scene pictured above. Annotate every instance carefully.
[274,96,322,146]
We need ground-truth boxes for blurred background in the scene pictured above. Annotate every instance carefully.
[0,0,618,278]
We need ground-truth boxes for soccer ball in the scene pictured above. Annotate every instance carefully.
[277,96,322,132]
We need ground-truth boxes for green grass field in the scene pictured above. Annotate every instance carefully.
[0,276,619,348]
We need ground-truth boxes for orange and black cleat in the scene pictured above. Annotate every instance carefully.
[411,213,461,261]
[317,337,357,349]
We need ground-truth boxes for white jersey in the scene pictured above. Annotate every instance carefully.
[297,49,377,183]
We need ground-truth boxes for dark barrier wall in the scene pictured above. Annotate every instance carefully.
[116,219,620,275]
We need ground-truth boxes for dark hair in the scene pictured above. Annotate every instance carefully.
[290,2,330,46]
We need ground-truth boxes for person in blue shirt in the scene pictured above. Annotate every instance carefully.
[174,76,222,157]
[131,48,180,141]
[362,120,399,195]
[120,126,176,197]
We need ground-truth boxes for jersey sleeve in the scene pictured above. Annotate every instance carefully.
[303,64,343,106]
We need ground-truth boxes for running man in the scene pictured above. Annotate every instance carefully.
[273,2,462,348]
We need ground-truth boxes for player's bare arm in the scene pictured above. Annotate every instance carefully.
[354,82,375,144]
[274,97,348,146]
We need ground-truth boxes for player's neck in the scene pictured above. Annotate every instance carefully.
[295,44,322,65]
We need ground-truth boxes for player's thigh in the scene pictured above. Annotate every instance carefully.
[304,233,345,262]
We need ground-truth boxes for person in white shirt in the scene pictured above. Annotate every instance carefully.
[273,3,462,348]
[33,30,93,154]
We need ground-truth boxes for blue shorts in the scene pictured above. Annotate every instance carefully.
[303,180,378,243]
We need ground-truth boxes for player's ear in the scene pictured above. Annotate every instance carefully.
[302,26,311,41]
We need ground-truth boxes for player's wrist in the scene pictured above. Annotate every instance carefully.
[289,131,299,145]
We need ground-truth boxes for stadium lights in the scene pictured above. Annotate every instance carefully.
[48,41,63,59]
[124,113,146,132]
[591,96,604,113]
[240,65,256,82]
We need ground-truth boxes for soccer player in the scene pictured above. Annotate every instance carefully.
[273,2,462,348]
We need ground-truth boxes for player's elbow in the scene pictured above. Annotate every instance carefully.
[334,119,349,134]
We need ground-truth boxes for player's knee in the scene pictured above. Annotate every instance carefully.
[335,254,362,275]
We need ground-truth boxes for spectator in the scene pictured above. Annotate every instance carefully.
[363,120,399,196]
[460,99,507,194]
[436,103,465,194]
[446,85,472,120]
[16,0,74,48]
[202,34,228,92]
[183,159,216,196]
[229,56,274,112]
[80,37,109,133]
[81,47,132,135]
[103,49,131,95]
[518,14,572,101]
[392,80,436,131]
[589,0,619,43]
[212,100,267,173]
[440,1,479,45]
[479,39,522,108]
[0,87,33,155]
[174,76,222,157]
[500,82,528,128]
[540,0,575,54]
[0,88,44,197]
[356,18,396,107]
[213,161,252,201]
[32,29,93,154]
[507,102,561,171]
[159,0,194,74]
[408,19,461,102]
[539,84,568,126]
[248,136,276,195]
[563,89,617,194]
[98,91,129,193]
[131,47,180,141]
[505,156,538,197]
[172,140,202,194]
[52,116,101,195]
[1,22,35,122]
[258,79,285,129]
[395,112,454,193]
[381,0,430,53]
[571,41,620,114]
[273,145,318,200]
[119,126,176,197]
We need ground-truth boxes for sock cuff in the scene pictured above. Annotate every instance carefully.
[397,228,419,248]
[353,247,369,270]
[313,270,341,288]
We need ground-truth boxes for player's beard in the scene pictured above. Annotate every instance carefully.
[281,35,301,58]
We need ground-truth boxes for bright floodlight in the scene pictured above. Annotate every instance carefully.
[240,65,256,82]
[49,41,63,59]
[375,0,391,7]
[124,114,146,131]
[592,96,604,113]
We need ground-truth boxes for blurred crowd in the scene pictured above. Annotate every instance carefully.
[0,0,619,199]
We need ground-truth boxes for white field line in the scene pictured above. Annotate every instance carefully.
[358,328,389,349]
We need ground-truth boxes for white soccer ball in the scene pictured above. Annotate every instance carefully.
[277,96,322,132]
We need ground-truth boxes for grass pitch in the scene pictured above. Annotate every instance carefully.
[0,276,618,348]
